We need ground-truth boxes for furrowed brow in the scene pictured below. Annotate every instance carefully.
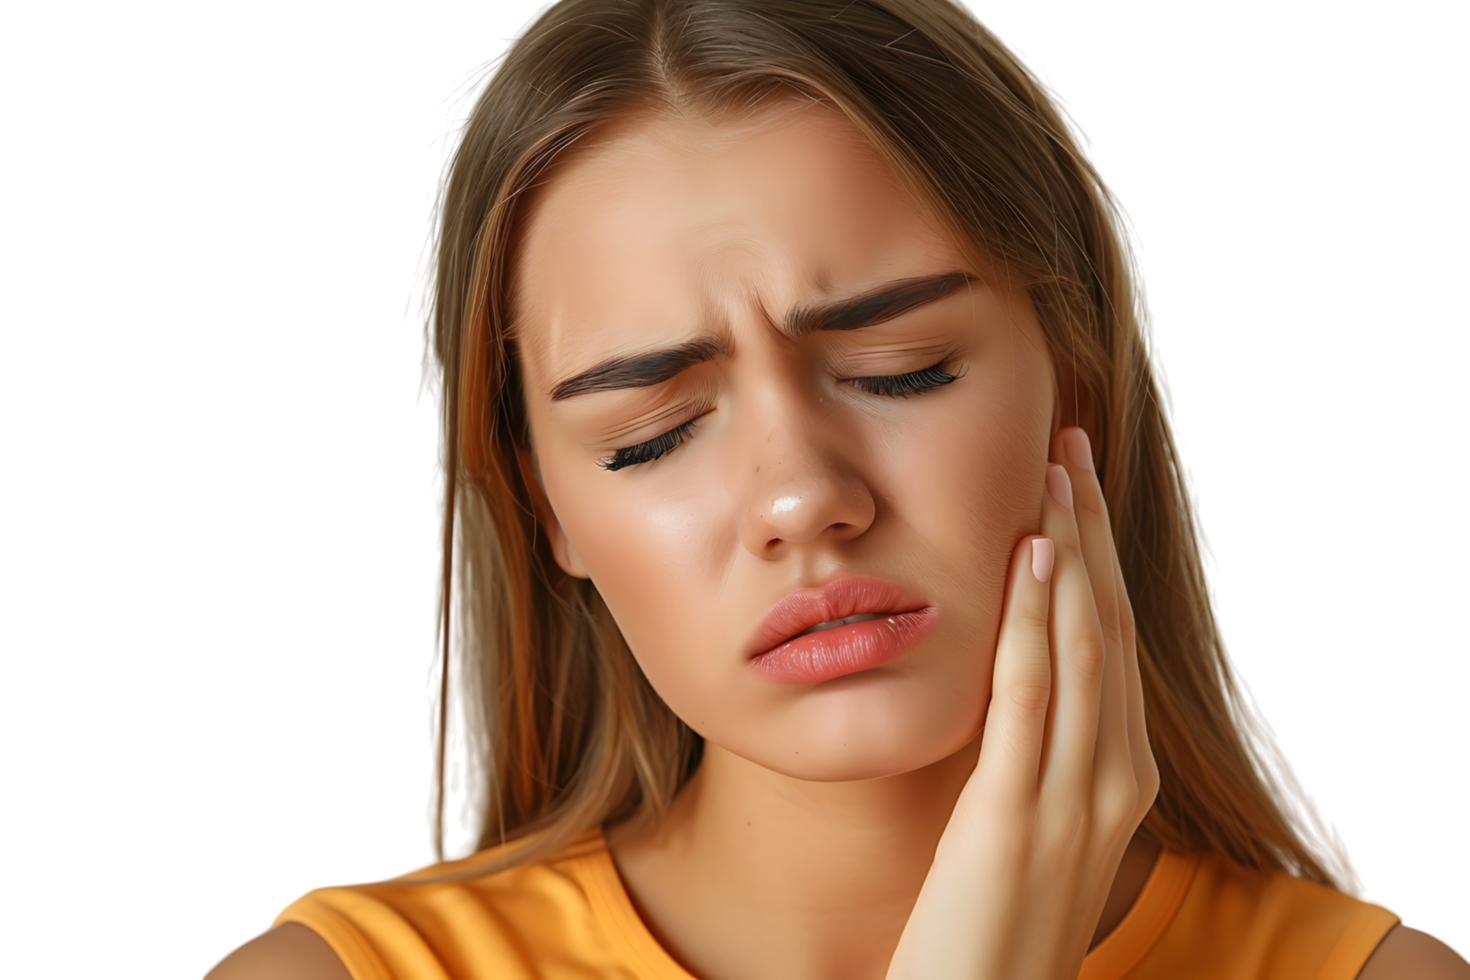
[550,336,728,401]
[784,272,976,337]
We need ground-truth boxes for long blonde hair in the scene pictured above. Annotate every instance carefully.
[429,0,1347,887]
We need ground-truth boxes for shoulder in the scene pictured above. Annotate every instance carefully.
[1133,854,1402,979]
[206,923,351,980]
[1358,926,1470,979]
[218,830,621,980]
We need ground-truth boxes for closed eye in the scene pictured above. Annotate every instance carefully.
[601,361,955,471]
[847,361,958,397]
[600,417,699,471]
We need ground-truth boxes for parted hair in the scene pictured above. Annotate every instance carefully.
[429,0,1348,887]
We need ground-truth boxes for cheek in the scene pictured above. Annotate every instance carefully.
[551,463,742,669]
[870,362,1052,714]
[886,381,1050,578]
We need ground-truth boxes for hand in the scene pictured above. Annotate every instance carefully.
[886,427,1159,980]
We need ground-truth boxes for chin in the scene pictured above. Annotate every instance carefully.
[712,667,987,782]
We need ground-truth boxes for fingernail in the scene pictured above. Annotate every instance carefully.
[1031,538,1055,583]
[1046,463,1073,510]
[1063,428,1094,472]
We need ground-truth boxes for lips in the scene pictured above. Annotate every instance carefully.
[747,576,925,653]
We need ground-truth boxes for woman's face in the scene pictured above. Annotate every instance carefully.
[514,103,1056,781]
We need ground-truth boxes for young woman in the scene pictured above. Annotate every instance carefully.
[210,1,1468,977]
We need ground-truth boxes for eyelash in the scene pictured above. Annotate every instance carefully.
[846,361,958,397]
[601,418,699,471]
[601,361,957,471]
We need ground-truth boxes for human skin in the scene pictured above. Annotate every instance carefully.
[515,104,1049,784]
[204,102,1467,980]
[510,102,1154,979]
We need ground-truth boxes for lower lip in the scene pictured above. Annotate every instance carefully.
[750,608,938,684]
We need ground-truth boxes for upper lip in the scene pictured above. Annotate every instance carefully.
[747,576,931,657]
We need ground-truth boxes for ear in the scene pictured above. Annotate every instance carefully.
[514,444,591,579]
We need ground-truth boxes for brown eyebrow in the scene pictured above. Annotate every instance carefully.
[784,272,976,337]
[548,272,974,401]
[550,336,730,401]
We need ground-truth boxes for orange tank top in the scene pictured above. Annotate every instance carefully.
[275,830,1398,979]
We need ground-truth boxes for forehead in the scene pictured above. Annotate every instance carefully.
[512,103,962,382]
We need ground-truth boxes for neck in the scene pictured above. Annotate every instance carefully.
[685,741,976,931]
[608,740,1158,980]
[610,742,958,979]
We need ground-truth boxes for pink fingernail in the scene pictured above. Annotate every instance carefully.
[1063,428,1094,472]
[1031,538,1054,583]
[1046,463,1073,510]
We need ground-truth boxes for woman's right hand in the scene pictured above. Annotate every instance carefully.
[885,426,1159,980]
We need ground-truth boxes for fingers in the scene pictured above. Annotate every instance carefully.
[1036,461,1108,789]
[1119,549,1156,798]
[1050,427,1156,815]
[973,427,1155,824]
[1053,429,1125,654]
[973,534,1055,804]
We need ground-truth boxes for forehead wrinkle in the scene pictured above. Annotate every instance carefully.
[685,236,805,353]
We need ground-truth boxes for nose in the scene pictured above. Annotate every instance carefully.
[739,429,877,560]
